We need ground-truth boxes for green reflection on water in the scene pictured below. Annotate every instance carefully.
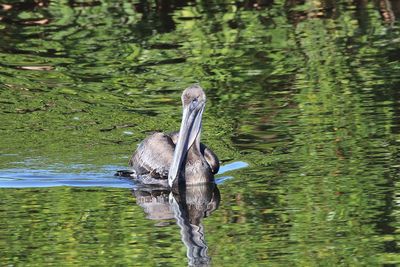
[1,0,400,266]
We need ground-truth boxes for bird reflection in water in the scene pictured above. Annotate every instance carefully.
[133,183,220,267]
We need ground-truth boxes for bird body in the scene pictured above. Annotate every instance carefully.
[129,85,219,187]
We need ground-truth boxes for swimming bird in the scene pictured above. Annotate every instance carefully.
[129,85,219,187]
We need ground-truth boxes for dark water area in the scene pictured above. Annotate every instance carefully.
[1,0,400,266]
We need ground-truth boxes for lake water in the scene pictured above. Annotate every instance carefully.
[1,0,400,266]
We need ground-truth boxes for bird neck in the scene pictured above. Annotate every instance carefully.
[187,130,202,158]
[184,131,214,185]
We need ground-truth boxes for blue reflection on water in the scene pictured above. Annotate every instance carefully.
[0,161,248,188]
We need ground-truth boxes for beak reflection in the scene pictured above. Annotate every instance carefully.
[133,183,220,266]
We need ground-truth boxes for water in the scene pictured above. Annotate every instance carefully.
[1,0,400,266]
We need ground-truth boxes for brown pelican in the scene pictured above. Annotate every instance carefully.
[129,85,219,187]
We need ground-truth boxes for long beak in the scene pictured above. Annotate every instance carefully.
[168,101,205,187]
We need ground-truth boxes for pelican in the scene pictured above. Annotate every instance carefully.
[129,85,219,187]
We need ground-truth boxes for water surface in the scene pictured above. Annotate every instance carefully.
[1,0,400,266]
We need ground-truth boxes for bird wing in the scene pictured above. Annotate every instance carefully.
[201,145,220,174]
[129,132,175,178]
